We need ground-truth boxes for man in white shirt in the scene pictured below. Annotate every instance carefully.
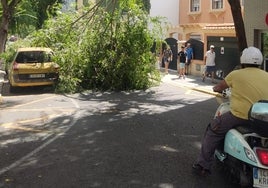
[202,45,216,83]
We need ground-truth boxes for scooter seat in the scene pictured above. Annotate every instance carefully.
[235,124,268,137]
[235,125,254,134]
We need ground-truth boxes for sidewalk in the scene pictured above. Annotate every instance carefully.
[160,69,220,97]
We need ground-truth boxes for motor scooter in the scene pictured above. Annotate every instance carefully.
[214,94,268,187]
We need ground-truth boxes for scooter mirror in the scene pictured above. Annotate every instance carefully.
[249,100,268,123]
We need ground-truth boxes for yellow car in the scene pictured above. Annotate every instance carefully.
[7,47,59,90]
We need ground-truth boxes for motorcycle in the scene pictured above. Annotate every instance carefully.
[214,94,268,188]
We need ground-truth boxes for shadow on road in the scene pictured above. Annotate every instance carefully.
[0,83,237,188]
[1,82,55,96]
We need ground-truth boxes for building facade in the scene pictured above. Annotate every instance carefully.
[167,0,244,77]
[244,0,268,71]
[245,0,268,47]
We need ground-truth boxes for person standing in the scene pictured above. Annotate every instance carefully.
[185,43,193,75]
[163,46,173,74]
[192,47,268,176]
[202,45,216,83]
[177,46,187,79]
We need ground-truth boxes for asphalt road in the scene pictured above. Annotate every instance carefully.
[0,79,237,188]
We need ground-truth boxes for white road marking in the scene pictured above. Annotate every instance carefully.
[0,97,81,176]
[0,111,74,132]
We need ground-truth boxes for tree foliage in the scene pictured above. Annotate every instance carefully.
[13,0,63,35]
[0,0,22,54]
[0,0,62,54]
[139,0,151,13]
[12,0,163,93]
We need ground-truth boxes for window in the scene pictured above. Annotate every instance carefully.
[212,0,223,9]
[190,0,200,12]
[15,51,53,63]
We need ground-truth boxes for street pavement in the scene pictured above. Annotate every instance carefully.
[0,69,232,188]
[0,69,220,126]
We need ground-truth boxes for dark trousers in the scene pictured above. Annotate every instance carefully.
[196,111,248,170]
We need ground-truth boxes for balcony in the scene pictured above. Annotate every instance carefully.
[188,11,201,20]
[209,8,225,18]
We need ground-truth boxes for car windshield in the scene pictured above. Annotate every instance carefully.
[15,51,52,63]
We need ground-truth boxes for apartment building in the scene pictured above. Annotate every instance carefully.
[245,0,268,46]
[244,0,268,70]
[168,0,268,76]
[167,0,243,77]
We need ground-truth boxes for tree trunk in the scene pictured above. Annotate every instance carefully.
[228,0,247,52]
[0,14,9,54]
[0,0,9,54]
[0,0,21,54]
[0,0,21,69]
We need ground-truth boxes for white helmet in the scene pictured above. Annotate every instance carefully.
[240,47,263,65]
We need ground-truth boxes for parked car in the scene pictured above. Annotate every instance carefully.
[7,47,60,91]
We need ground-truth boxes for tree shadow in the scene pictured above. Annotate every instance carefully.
[0,87,236,188]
